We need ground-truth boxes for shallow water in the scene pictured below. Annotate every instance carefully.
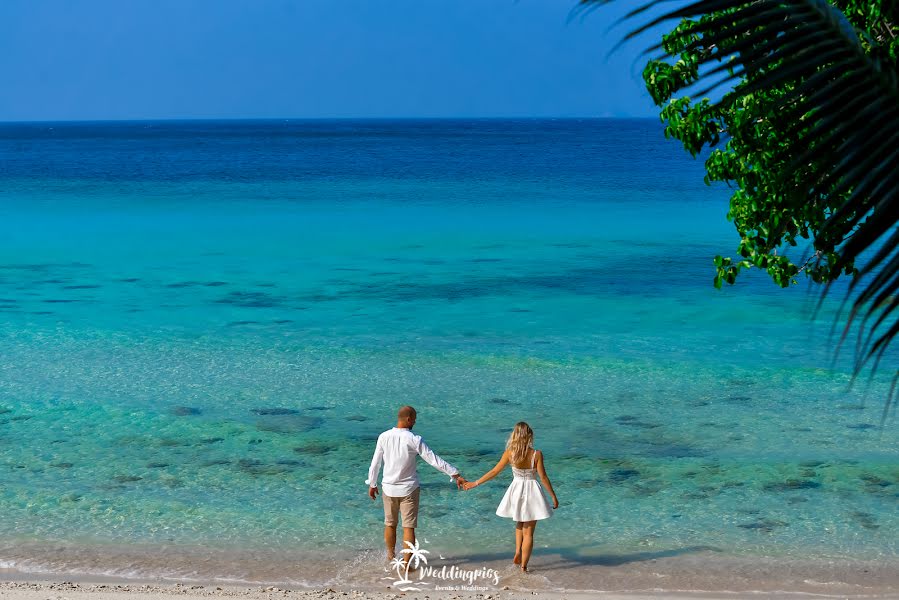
[0,119,895,589]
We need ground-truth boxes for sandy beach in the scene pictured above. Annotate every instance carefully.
[2,549,899,600]
[2,579,897,600]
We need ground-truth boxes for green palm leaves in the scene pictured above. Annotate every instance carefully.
[584,0,899,392]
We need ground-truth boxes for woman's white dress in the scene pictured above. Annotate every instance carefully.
[495,450,553,522]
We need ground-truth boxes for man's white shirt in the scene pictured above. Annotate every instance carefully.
[366,427,459,497]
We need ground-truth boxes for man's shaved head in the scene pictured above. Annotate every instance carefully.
[398,406,417,420]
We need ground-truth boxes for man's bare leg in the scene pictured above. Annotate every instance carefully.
[384,525,397,560]
[513,522,523,565]
[520,521,536,572]
[402,527,416,568]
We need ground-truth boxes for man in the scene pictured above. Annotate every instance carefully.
[367,406,466,563]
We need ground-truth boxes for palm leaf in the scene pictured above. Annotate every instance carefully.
[583,0,899,403]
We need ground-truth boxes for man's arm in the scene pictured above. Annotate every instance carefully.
[366,438,384,499]
[414,436,462,483]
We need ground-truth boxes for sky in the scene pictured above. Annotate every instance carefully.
[0,0,669,121]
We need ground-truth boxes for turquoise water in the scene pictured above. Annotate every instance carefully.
[0,120,895,588]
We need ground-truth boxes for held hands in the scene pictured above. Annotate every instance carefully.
[461,480,478,491]
[454,475,467,490]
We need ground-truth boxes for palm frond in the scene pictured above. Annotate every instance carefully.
[585,0,899,381]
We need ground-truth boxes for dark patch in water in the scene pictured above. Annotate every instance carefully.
[306,406,333,411]
[201,459,231,467]
[43,299,77,303]
[630,480,666,496]
[10,415,32,422]
[847,423,876,430]
[726,395,752,403]
[199,437,224,444]
[166,281,199,288]
[216,291,281,308]
[682,491,709,500]
[276,459,306,467]
[488,398,513,405]
[860,474,892,490]
[615,415,638,422]
[461,448,495,458]
[509,308,532,313]
[470,258,503,263]
[147,462,170,469]
[608,468,640,483]
[228,320,259,326]
[251,408,299,416]
[113,475,143,483]
[294,443,337,455]
[737,518,789,532]
[204,281,228,287]
[248,439,264,445]
[119,278,140,283]
[50,462,73,468]
[273,319,293,324]
[617,419,660,429]
[763,479,821,492]
[345,415,368,421]
[171,406,201,417]
[850,511,880,530]
[63,284,101,290]
[690,400,710,407]
[238,459,292,476]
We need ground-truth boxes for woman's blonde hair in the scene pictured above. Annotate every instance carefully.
[506,421,534,466]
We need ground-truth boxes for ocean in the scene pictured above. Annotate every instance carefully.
[0,119,895,592]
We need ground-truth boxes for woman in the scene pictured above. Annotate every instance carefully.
[463,421,559,572]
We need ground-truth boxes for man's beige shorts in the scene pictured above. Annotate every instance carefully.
[382,487,420,529]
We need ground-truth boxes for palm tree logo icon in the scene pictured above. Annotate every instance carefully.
[383,539,431,591]
[401,539,430,571]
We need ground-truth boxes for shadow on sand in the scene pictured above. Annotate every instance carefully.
[448,544,722,571]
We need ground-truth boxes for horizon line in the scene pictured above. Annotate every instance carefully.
[0,115,658,126]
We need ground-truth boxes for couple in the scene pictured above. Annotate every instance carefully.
[366,406,559,573]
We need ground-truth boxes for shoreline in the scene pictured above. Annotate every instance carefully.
[1,578,898,600]
[1,549,897,599]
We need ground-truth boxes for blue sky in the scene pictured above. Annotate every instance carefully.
[0,0,666,121]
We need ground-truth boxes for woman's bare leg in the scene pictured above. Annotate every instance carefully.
[513,522,523,564]
[520,521,536,572]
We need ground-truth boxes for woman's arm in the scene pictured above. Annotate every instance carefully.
[536,451,559,508]
[462,450,509,490]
